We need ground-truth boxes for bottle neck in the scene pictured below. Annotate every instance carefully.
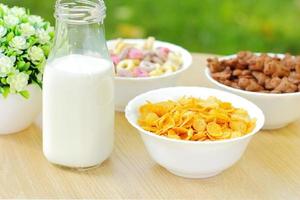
[55,0,106,24]
[50,21,109,58]
[49,0,109,61]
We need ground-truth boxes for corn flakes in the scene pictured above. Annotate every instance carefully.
[138,96,256,141]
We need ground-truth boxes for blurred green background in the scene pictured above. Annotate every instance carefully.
[2,0,300,54]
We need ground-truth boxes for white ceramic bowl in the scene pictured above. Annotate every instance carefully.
[107,39,192,112]
[125,87,265,179]
[205,54,300,130]
[0,84,42,134]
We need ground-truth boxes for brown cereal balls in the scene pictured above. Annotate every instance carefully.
[207,51,300,93]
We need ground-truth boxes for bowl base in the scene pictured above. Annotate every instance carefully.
[263,123,289,130]
[0,125,31,135]
[167,169,223,179]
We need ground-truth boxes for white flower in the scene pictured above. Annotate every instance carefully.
[37,29,50,44]
[20,23,35,37]
[28,15,43,25]
[9,56,16,64]
[0,55,14,77]
[0,5,54,98]
[0,4,9,14]
[7,72,29,92]
[0,26,7,38]
[9,36,28,50]
[3,15,20,27]
[9,6,26,18]
[28,46,45,61]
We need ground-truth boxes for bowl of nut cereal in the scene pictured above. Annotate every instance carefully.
[125,87,265,179]
[107,37,192,111]
[205,51,300,129]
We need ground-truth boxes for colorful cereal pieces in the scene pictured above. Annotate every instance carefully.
[128,48,144,60]
[139,61,157,72]
[137,96,256,142]
[149,69,164,77]
[116,67,133,77]
[110,37,183,78]
[111,54,120,65]
[158,47,170,57]
[132,68,148,77]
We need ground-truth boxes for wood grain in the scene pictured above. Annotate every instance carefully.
[0,54,299,199]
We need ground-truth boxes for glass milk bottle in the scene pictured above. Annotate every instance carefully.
[43,0,114,169]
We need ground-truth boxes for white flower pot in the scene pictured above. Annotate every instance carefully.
[0,84,42,134]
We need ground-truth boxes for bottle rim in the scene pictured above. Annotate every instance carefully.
[55,0,106,24]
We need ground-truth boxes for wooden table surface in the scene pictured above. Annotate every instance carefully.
[0,54,300,199]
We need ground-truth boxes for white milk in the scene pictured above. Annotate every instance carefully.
[43,54,114,168]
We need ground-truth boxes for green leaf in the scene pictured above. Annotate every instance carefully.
[28,36,38,46]
[17,61,26,70]
[6,32,15,42]
[0,7,4,18]
[19,90,30,99]
[41,45,50,57]
[2,87,10,98]
[1,78,7,85]
[24,62,31,71]
[14,27,21,36]
[49,31,55,38]
[21,54,30,60]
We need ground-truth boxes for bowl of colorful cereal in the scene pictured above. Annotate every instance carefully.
[125,87,265,179]
[107,37,192,111]
[205,51,300,130]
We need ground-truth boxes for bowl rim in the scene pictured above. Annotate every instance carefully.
[205,53,300,97]
[107,39,193,81]
[125,86,265,145]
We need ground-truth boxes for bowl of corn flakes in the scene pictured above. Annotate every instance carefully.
[205,51,300,130]
[125,87,265,179]
[107,37,192,111]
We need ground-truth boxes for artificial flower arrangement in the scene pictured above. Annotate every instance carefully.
[0,3,54,99]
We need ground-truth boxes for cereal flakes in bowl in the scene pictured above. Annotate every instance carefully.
[125,87,265,179]
[107,38,192,111]
[205,51,300,130]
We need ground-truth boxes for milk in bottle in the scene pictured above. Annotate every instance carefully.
[43,0,114,169]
